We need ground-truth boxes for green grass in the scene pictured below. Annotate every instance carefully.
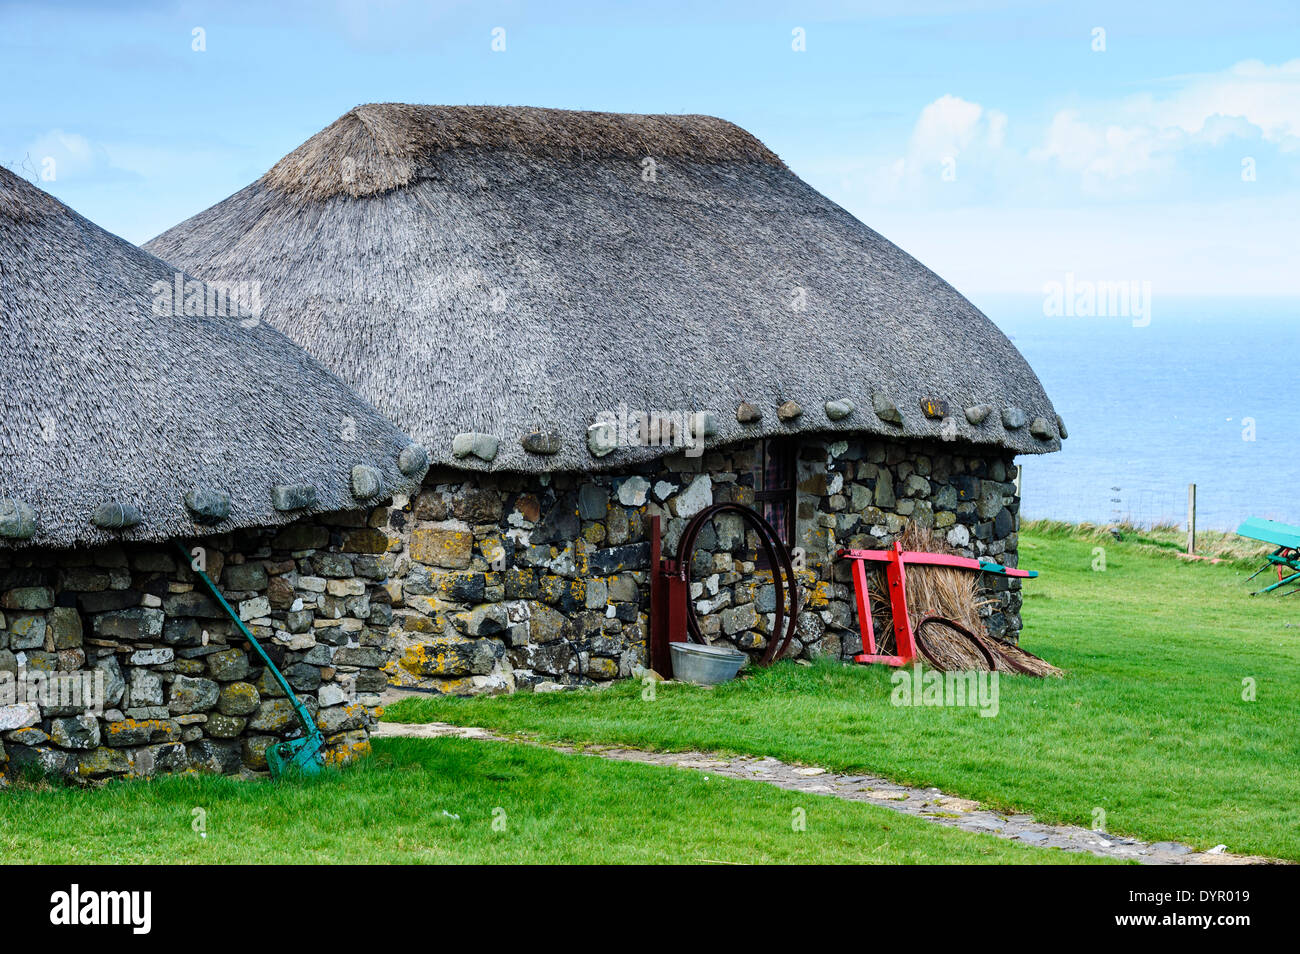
[387,526,1300,861]
[0,737,1098,864]
[1023,518,1273,566]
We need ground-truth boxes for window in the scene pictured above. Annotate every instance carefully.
[752,438,795,562]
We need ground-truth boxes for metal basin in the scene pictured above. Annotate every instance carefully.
[669,641,747,685]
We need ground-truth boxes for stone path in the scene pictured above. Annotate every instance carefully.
[374,721,1278,865]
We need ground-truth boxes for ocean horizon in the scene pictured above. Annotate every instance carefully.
[977,293,1299,532]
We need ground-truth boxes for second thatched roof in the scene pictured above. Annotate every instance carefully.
[146,103,1064,472]
[0,166,428,549]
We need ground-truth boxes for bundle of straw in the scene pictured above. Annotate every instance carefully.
[867,526,1061,676]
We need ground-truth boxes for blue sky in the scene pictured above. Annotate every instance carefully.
[4,0,1299,297]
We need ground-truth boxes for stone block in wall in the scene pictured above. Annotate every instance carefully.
[161,591,223,618]
[410,527,473,568]
[1,586,54,610]
[48,607,83,649]
[169,675,220,714]
[206,649,250,682]
[8,614,46,649]
[586,543,650,575]
[222,562,268,591]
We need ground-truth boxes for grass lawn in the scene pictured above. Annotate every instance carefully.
[0,737,1098,864]
[386,524,1300,861]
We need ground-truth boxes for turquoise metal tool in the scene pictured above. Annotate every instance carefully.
[1235,517,1300,595]
[175,542,325,776]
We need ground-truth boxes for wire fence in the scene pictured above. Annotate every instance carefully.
[1020,484,1215,530]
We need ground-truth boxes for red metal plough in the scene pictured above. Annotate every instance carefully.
[838,542,1037,666]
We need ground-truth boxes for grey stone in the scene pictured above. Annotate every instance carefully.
[825,398,855,421]
[1029,416,1054,439]
[238,596,271,620]
[721,602,759,635]
[94,608,163,639]
[318,683,351,707]
[713,513,745,550]
[577,484,609,520]
[332,646,385,667]
[271,483,317,511]
[129,669,164,707]
[184,488,231,524]
[285,662,322,692]
[873,476,896,509]
[1,586,53,610]
[586,422,618,458]
[0,499,37,540]
[350,464,384,499]
[222,561,267,591]
[135,742,188,776]
[1056,415,1068,439]
[206,713,247,738]
[585,578,609,610]
[169,675,220,714]
[49,715,100,750]
[964,404,993,425]
[129,648,174,666]
[872,392,903,424]
[95,656,125,707]
[90,502,142,530]
[673,474,713,519]
[162,591,223,618]
[616,476,650,507]
[217,682,261,716]
[736,402,762,424]
[608,575,639,602]
[398,442,430,476]
[1001,406,1027,430]
[48,607,83,649]
[9,614,46,649]
[187,738,242,774]
[248,698,298,733]
[517,641,575,676]
[206,649,250,681]
[0,703,40,731]
[452,432,499,462]
[777,400,803,422]
[520,430,563,455]
[458,604,510,637]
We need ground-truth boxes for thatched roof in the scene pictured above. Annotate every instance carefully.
[146,103,1063,474]
[0,166,428,549]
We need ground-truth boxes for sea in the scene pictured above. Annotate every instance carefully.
[976,294,1300,532]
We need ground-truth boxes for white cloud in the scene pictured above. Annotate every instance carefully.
[1029,110,1180,189]
[1142,59,1300,151]
[1028,59,1300,192]
[20,130,97,179]
[910,94,987,160]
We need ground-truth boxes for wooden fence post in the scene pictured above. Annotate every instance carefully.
[1187,483,1197,555]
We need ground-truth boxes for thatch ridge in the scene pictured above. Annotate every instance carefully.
[147,104,1062,474]
[0,166,427,548]
[262,104,785,200]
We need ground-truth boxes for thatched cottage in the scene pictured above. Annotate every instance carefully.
[147,104,1064,694]
[0,166,428,781]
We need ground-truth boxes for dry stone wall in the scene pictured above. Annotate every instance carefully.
[0,508,395,785]
[381,435,1022,694]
